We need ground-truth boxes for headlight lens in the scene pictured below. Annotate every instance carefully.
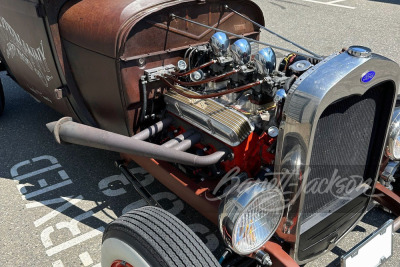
[393,135,400,159]
[387,107,400,160]
[219,181,284,255]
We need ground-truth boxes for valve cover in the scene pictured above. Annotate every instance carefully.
[164,87,253,146]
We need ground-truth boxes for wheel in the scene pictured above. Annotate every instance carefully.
[101,206,220,267]
[0,78,4,116]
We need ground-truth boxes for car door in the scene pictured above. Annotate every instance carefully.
[0,0,73,116]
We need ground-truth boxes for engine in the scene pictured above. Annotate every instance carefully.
[143,32,318,180]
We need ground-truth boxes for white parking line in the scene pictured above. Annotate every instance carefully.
[34,196,83,227]
[25,196,73,208]
[52,260,64,267]
[46,227,104,256]
[79,252,94,266]
[38,179,48,187]
[23,179,73,200]
[301,0,355,9]
[13,164,62,181]
[41,227,55,248]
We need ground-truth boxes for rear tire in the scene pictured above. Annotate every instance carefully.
[0,78,4,116]
[101,206,220,267]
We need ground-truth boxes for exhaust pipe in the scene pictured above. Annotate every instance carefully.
[46,117,227,167]
[171,133,201,151]
[162,129,196,148]
[132,117,172,140]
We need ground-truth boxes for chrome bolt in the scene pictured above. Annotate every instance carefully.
[255,250,272,266]
[138,58,146,66]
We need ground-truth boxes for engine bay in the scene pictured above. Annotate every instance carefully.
[141,32,320,182]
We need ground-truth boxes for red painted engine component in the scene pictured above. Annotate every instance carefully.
[164,124,276,178]
[221,132,276,177]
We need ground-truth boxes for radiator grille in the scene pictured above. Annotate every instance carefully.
[301,85,390,223]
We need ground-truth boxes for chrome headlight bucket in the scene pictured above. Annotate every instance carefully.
[218,181,284,255]
[386,107,400,160]
[254,47,276,75]
[210,32,230,57]
[231,39,251,65]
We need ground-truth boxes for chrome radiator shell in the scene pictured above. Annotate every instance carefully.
[274,51,400,264]
[164,87,253,146]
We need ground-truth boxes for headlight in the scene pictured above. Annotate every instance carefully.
[210,32,230,57]
[254,47,276,75]
[218,181,284,255]
[231,39,251,65]
[386,107,400,160]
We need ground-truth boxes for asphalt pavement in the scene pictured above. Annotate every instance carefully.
[1,0,400,266]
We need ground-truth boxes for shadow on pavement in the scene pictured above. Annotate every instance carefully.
[0,71,222,259]
[369,0,400,5]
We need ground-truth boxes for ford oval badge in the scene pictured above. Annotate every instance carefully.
[361,71,375,83]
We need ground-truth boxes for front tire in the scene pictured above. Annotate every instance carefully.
[102,206,220,267]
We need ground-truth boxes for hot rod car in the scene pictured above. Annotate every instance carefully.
[1,0,400,266]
